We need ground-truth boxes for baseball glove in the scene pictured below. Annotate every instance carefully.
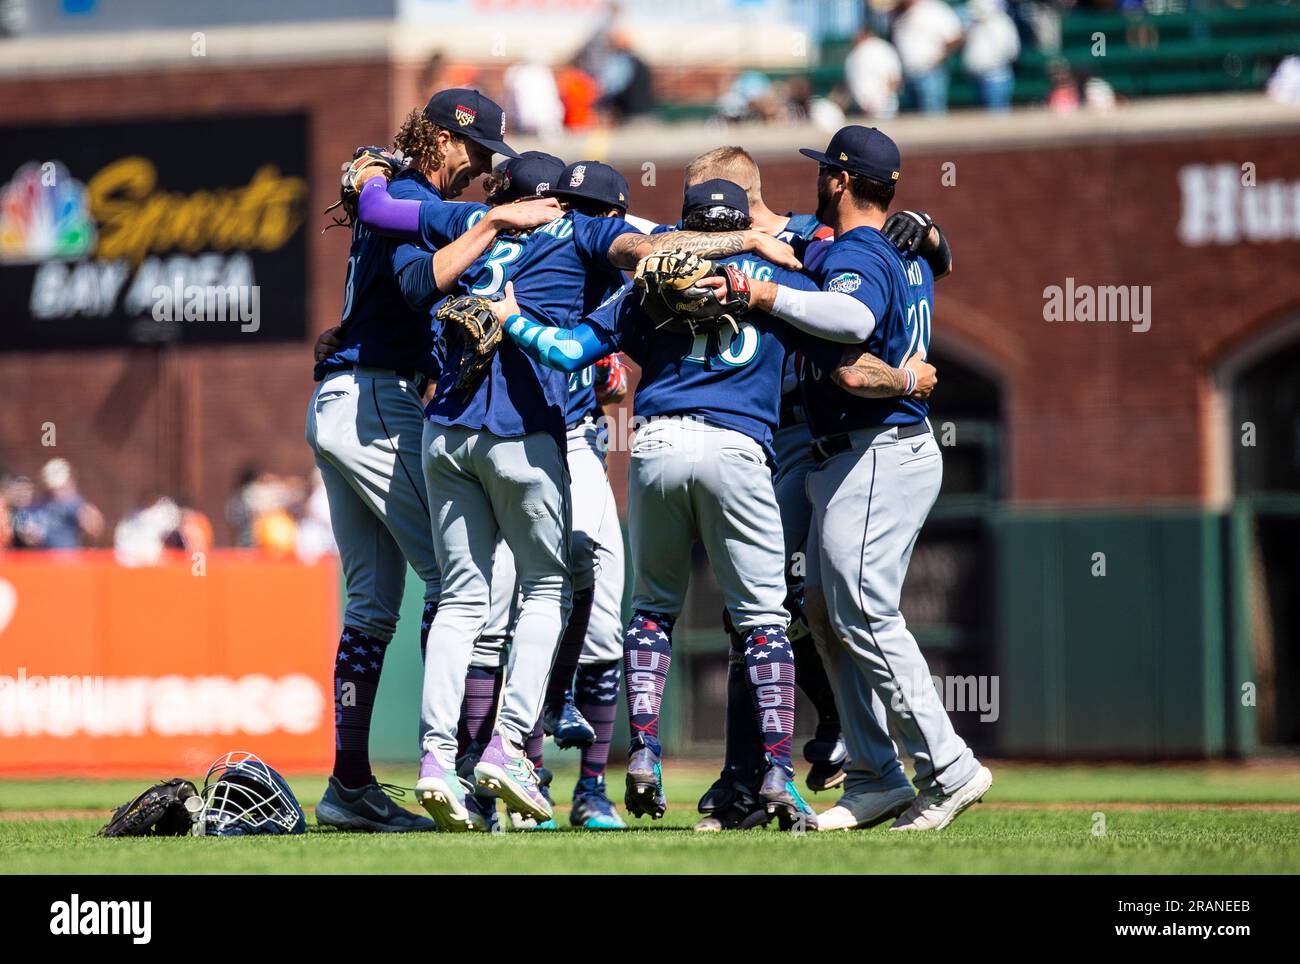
[436,295,504,397]
[324,146,407,230]
[594,352,628,405]
[99,778,202,838]
[633,251,752,337]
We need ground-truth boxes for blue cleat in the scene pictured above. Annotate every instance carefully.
[694,772,766,832]
[543,691,596,749]
[315,776,436,833]
[570,775,627,830]
[624,742,667,820]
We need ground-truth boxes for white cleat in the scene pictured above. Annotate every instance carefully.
[890,766,993,832]
[815,786,916,831]
[415,776,476,832]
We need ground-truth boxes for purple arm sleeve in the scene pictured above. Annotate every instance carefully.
[357,179,421,239]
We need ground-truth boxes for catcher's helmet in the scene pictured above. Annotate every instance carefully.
[198,751,306,837]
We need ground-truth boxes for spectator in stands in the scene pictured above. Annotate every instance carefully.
[598,29,655,122]
[114,493,213,567]
[1046,57,1080,113]
[892,0,965,114]
[962,0,1020,112]
[557,57,602,130]
[504,56,565,138]
[26,458,103,549]
[1267,56,1300,105]
[844,22,903,119]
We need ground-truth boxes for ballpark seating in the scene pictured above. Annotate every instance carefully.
[657,4,1300,119]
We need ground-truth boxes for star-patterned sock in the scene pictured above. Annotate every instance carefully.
[456,665,503,759]
[743,624,796,774]
[525,718,545,768]
[418,601,437,664]
[575,660,620,780]
[624,610,675,756]
[332,625,390,788]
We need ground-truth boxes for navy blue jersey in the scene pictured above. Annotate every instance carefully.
[798,226,934,437]
[423,207,638,444]
[315,170,443,380]
[587,254,819,462]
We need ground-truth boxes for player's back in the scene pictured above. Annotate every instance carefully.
[800,227,934,436]
[595,253,818,459]
[315,171,441,381]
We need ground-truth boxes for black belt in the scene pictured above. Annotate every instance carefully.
[811,421,929,463]
[325,364,429,395]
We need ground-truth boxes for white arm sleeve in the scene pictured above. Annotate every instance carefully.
[622,213,660,233]
[769,286,877,343]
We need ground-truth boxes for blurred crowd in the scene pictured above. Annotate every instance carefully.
[718,0,1128,123]
[0,458,336,564]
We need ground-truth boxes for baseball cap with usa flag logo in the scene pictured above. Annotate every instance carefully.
[799,125,901,183]
[423,88,520,158]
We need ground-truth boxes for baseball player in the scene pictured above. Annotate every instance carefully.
[356,154,799,830]
[494,179,905,829]
[661,148,954,829]
[305,89,557,832]
[711,125,991,831]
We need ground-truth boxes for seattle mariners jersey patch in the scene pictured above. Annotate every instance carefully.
[827,271,862,294]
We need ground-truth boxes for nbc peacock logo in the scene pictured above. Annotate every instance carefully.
[0,161,97,264]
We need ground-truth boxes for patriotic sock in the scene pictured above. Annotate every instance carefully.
[419,601,437,664]
[456,665,503,760]
[722,616,765,788]
[743,624,797,774]
[575,660,620,780]
[544,587,594,711]
[525,718,545,769]
[332,626,390,788]
[623,610,675,756]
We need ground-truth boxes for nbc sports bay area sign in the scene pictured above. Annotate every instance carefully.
[0,114,308,348]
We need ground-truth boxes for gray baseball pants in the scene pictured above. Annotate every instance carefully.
[805,425,979,795]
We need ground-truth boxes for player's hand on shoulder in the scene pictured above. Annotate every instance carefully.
[314,325,343,363]
[747,231,801,270]
[904,352,937,399]
[489,197,564,232]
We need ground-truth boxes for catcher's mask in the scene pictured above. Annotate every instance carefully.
[198,751,306,837]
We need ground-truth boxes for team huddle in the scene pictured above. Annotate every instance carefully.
[306,86,991,835]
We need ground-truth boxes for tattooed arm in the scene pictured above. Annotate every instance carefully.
[606,229,801,270]
[832,348,937,399]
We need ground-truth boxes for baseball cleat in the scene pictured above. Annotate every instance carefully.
[760,762,818,832]
[415,752,476,832]
[507,767,558,830]
[693,778,766,832]
[803,725,848,793]
[624,743,667,820]
[543,691,596,749]
[890,766,993,832]
[473,732,553,823]
[815,786,915,831]
[465,790,499,833]
[315,776,437,833]
[569,775,627,830]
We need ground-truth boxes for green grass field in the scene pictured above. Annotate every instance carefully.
[3,760,1299,874]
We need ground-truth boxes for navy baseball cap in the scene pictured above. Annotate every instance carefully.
[491,151,566,202]
[799,125,901,183]
[423,88,520,158]
[682,178,749,218]
[542,160,629,212]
